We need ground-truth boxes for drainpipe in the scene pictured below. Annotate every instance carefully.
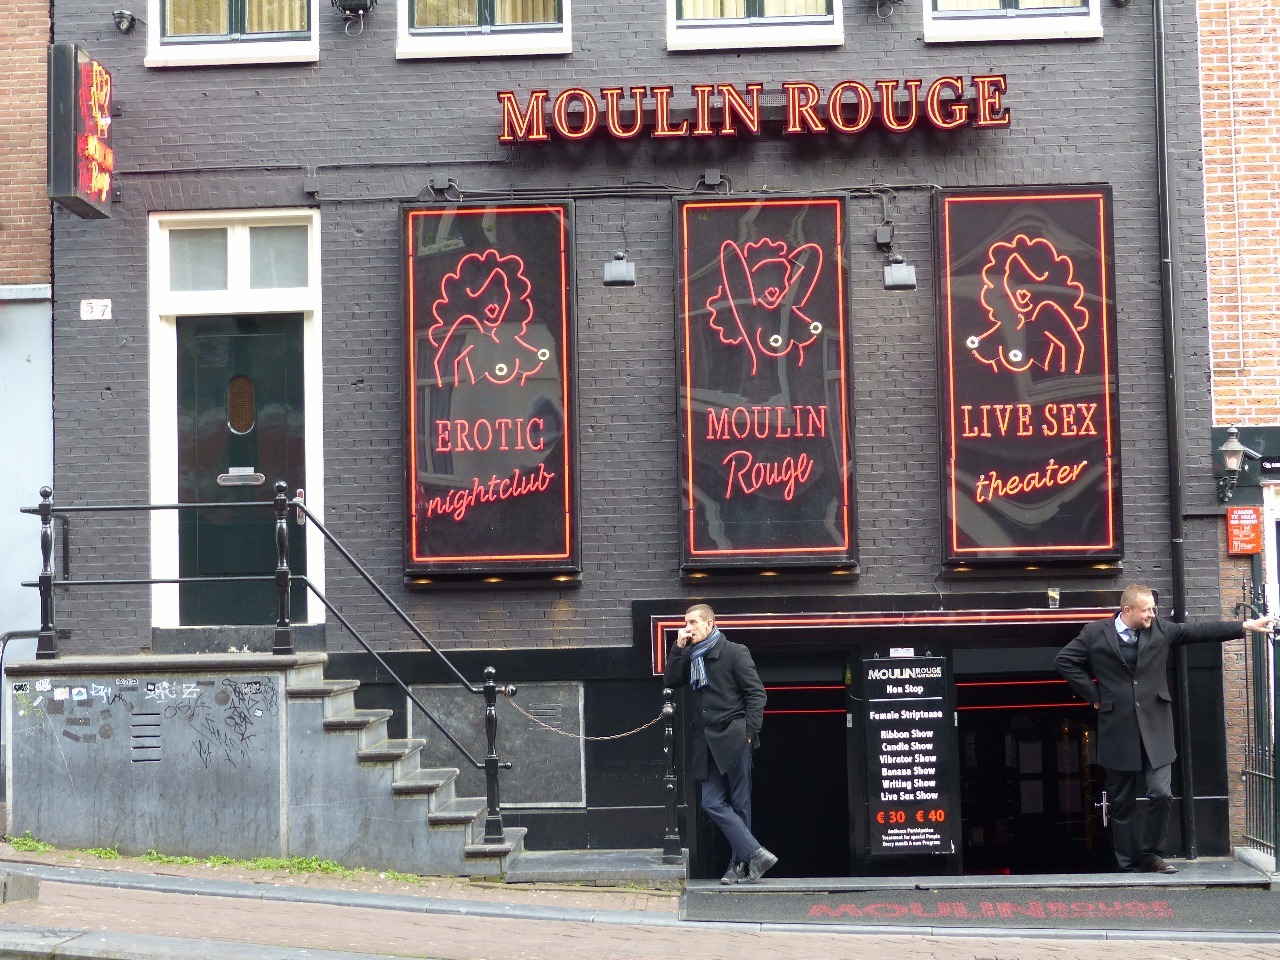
[1151,0,1197,858]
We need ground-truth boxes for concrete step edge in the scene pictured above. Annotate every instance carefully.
[323,708,393,730]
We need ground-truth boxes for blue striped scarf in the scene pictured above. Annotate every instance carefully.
[689,630,723,690]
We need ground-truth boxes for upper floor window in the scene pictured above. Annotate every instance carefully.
[668,0,842,51]
[146,0,320,66]
[398,0,571,58]
[923,0,1101,43]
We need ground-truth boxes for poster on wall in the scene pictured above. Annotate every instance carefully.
[404,203,578,576]
[676,196,855,569]
[936,186,1122,564]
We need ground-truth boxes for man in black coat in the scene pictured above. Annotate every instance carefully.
[664,603,776,884]
[1055,583,1275,874]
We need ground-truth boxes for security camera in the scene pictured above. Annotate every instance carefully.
[112,9,137,32]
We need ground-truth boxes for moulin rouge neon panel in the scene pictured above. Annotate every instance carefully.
[677,197,854,568]
[937,187,1122,563]
[405,204,578,575]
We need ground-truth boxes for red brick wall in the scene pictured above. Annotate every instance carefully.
[0,16,50,287]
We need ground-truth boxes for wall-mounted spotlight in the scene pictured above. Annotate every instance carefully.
[1216,425,1261,503]
[875,217,916,291]
[603,251,636,287]
[112,9,139,33]
[333,0,375,33]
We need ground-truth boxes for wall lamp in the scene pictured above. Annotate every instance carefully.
[1216,425,1261,503]
[112,9,139,32]
[603,250,636,287]
[876,219,916,291]
[332,0,375,32]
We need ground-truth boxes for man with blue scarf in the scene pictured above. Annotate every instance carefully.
[665,603,775,884]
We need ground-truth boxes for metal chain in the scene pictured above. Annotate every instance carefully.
[504,697,665,741]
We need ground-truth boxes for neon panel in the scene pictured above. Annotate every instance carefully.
[935,187,1122,563]
[47,43,114,220]
[675,196,855,568]
[404,203,579,575]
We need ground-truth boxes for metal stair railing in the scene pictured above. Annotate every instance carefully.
[22,482,515,845]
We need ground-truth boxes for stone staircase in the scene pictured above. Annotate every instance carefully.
[284,658,526,877]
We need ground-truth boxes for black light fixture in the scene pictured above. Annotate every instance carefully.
[602,250,636,287]
[1216,425,1260,503]
[333,0,375,32]
[874,207,916,291]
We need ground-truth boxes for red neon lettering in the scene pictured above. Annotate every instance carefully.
[973,459,1088,504]
[782,81,826,134]
[424,462,556,522]
[925,76,969,130]
[497,90,550,143]
[601,87,646,139]
[434,418,546,453]
[722,450,814,501]
[691,84,716,136]
[705,406,828,440]
[972,75,1010,128]
[718,83,763,136]
[552,88,599,140]
[827,81,874,134]
[650,86,688,138]
[877,79,922,133]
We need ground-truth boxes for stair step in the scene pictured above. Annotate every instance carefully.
[464,826,527,859]
[323,708,392,731]
[288,679,360,699]
[357,738,426,764]
[428,796,485,825]
[392,767,460,797]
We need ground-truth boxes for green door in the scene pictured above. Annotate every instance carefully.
[177,315,306,625]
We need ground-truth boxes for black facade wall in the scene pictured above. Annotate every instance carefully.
[46,2,1226,654]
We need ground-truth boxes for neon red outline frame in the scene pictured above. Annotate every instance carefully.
[404,204,577,572]
[677,196,854,565]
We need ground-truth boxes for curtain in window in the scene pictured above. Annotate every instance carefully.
[495,0,557,22]
[416,0,480,26]
[680,0,747,19]
[248,0,309,32]
[166,0,229,36]
[1017,0,1085,7]
[759,0,827,13]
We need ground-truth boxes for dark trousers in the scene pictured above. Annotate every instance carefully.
[1106,756,1173,870]
[700,740,760,864]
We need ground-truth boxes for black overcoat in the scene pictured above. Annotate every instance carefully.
[1055,615,1244,771]
[664,632,766,780]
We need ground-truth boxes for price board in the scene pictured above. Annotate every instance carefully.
[863,656,958,857]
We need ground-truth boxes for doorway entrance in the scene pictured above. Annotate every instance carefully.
[176,314,307,625]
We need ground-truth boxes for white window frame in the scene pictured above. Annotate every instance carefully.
[145,0,320,68]
[666,0,842,52]
[396,0,571,59]
[922,0,1101,43]
[148,208,326,626]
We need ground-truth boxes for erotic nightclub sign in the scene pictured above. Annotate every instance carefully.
[677,196,855,568]
[936,187,1121,563]
[404,203,578,575]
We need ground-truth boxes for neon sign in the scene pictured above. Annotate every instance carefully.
[498,77,1010,143]
[404,204,578,576]
[677,197,855,569]
[937,187,1122,563]
[48,43,114,220]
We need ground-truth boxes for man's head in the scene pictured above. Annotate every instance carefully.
[684,603,716,644]
[1119,584,1156,631]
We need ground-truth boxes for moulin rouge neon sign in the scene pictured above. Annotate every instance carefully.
[498,77,1009,143]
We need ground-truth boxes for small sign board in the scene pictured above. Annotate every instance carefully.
[1226,505,1263,555]
[863,656,957,857]
[47,43,114,220]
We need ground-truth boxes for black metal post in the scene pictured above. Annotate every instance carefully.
[272,481,294,656]
[661,687,682,864]
[482,666,515,844]
[36,486,58,660]
[1272,631,1279,863]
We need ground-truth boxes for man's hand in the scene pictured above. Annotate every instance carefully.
[1244,614,1279,633]
[676,628,693,648]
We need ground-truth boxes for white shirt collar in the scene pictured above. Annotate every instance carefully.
[1114,613,1136,641]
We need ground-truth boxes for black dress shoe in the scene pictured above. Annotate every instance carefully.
[1142,857,1178,874]
[746,846,778,882]
[720,861,746,884]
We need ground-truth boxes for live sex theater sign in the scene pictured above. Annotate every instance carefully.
[937,187,1122,563]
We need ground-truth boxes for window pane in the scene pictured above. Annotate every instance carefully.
[494,0,558,23]
[165,0,229,35]
[680,0,746,19]
[759,0,828,12]
[247,0,308,32]
[228,376,256,434]
[250,225,309,288]
[170,229,228,291]
[934,0,1001,8]
[414,0,479,26]
[1017,0,1085,7]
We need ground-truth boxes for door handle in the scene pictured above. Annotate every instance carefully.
[216,472,266,486]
